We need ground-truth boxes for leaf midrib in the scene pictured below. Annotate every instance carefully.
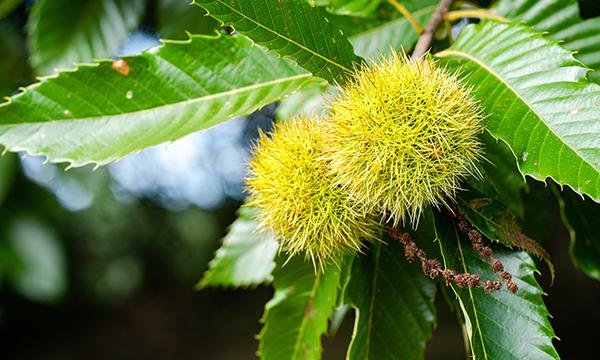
[455,227,489,360]
[436,49,596,173]
[200,0,353,74]
[363,243,382,360]
[0,72,311,126]
[291,271,322,360]
[458,198,504,229]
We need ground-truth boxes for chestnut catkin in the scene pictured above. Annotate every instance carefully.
[324,53,484,226]
[246,116,380,269]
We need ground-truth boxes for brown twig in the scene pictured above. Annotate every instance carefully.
[412,0,456,59]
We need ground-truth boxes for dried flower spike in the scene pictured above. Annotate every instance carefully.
[324,53,484,227]
[246,116,380,270]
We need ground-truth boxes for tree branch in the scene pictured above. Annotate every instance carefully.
[412,0,456,59]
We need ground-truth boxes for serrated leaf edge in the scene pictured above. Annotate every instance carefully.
[436,21,600,204]
[0,33,312,169]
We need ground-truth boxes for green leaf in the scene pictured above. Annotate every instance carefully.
[198,207,278,288]
[0,35,311,167]
[27,0,145,74]
[276,77,331,119]
[192,0,362,83]
[258,256,341,360]
[435,217,559,360]
[554,186,600,281]
[322,12,386,38]
[456,194,554,280]
[437,21,600,202]
[496,0,600,81]
[158,0,220,39]
[277,2,437,118]
[313,0,436,18]
[345,232,437,360]
[349,3,436,59]
[469,133,526,219]
[312,0,382,17]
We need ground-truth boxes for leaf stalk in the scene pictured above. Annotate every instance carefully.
[386,0,423,34]
[445,9,509,23]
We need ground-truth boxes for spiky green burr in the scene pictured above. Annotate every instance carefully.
[324,53,484,226]
[246,116,380,269]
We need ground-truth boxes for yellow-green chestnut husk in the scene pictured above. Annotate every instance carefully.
[324,53,484,227]
[246,116,380,269]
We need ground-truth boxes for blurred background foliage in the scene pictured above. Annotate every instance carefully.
[0,0,599,359]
